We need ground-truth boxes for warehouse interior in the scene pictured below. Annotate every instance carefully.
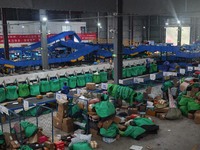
[0,0,200,150]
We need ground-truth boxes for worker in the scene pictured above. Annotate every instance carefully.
[61,82,70,95]
[146,59,150,74]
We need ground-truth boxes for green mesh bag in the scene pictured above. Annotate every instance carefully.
[0,130,4,145]
[68,76,77,88]
[100,72,108,83]
[122,68,127,79]
[69,142,93,150]
[77,75,86,87]
[126,67,132,78]
[0,88,6,102]
[18,84,30,97]
[100,123,118,138]
[40,80,50,93]
[85,73,93,83]
[137,66,146,75]
[93,73,101,84]
[150,64,158,73]
[59,77,69,90]
[30,83,40,96]
[179,106,188,116]
[188,101,200,112]
[6,85,18,100]
[131,66,138,77]
[50,79,60,92]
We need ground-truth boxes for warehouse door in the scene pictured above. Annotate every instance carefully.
[181,27,190,45]
[165,27,178,46]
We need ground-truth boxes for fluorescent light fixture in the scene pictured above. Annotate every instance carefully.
[42,17,48,22]
[65,20,69,24]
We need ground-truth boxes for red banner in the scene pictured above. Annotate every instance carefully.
[0,33,96,44]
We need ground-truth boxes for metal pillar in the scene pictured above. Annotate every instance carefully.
[177,26,182,46]
[106,12,110,43]
[1,8,9,60]
[113,0,123,84]
[40,9,49,69]
[147,16,151,40]
[97,12,100,43]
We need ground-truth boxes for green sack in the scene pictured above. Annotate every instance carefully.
[100,72,108,83]
[85,73,93,83]
[180,106,188,116]
[50,79,60,92]
[19,145,33,150]
[20,121,38,138]
[101,94,109,101]
[77,75,86,87]
[0,130,4,145]
[93,74,101,84]
[100,123,118,138]
[131,66,138,77]
[135,92,144,102]
[0,88,6,102]
[71,104,81,116]
[122,68,127,79]
[94,101,115,118]
[30,83,40,96]
[126,67,132,78]
[179,96,194,106]
[6,85,18,100]
[162,81,174,92]
[60,77,69,90]
[40,80,50,93]
[68,76,77,88]
[165,108,182,120]
[150,64,158,73]
[133,118,155,126]
[69,142,93,150]
[18,84,30,97]
[120,125,146,139]
[188,101,200,112]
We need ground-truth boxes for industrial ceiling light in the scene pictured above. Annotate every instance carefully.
[177,20,181,24]
[65,20,69,24]
[42,17,48,22]
[97,22,101,26]
[22,25,25,28]
[143,26,146,29]
[165,22,169,26]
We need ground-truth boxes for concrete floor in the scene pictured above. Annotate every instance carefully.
[94,117,200,150]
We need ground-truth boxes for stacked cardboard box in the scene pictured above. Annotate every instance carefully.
[53,101,74,133]
[86,83,96,90]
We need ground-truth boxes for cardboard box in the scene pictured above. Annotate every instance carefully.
[57,102,68,119]
[62,118,74,132]
[4,132,13,147]
[10,140,20,149]
[90,128,101,139]
[118,124,127,131]
[46,92,54,98]
[180,82,189,92]
[28,133,38,143]
[86,83,96,90]
[98,119,113,130]
[194,110,200,124]
[113,116,121,124]
[53,116,62,129]
[146,109,156,116]
[128,108,138,115]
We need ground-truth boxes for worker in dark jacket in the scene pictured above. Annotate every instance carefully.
[61,82,70,95]
[146,59,150,74]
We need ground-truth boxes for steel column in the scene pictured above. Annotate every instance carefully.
[113,0,123,84]
[1,8,9,60]
[177,26,182,46]
[40,9,49,69]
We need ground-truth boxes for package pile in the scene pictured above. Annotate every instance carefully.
[1,121,55,150]
[53,99,74,133]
